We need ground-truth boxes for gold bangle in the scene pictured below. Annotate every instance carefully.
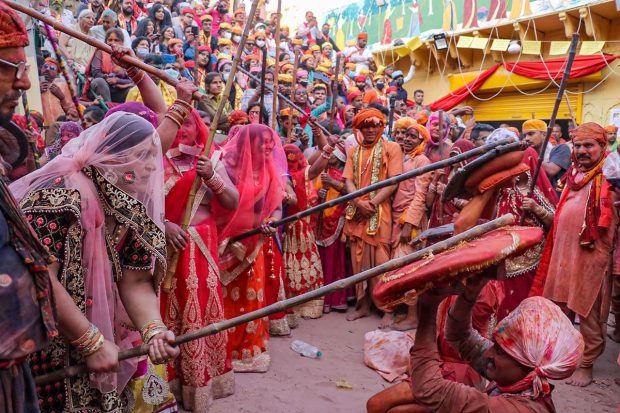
[164,113,182,128]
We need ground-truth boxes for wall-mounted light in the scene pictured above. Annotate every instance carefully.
[434,33,448,50]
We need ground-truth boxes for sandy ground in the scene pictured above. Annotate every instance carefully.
[209,312,620,413]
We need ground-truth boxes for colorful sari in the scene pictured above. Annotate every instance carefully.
[11,113,172,412]
[315,166,351,312]
[218,125,287,373]
[160,111,234,411]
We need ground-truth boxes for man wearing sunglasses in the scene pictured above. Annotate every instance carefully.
[39,57,73,126]
[0,3,61,412]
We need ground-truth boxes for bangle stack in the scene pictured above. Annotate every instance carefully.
[71,324,105,357]
[126,66,145,84]
[140,319,168,344]
[164,100,192,128]
[321,145,334,160]
[202,172,226,194]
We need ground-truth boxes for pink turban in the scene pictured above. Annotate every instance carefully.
[493,296,584,398]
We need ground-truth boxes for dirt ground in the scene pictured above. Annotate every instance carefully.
[210,311,620,413]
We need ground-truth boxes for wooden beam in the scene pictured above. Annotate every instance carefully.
[558,12,578,39]
[513,21,542,42]
[579,7,609,41]
[449,37,472,68]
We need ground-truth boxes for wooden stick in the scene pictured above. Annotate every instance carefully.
[231,137,516,242]
[287,49,300,143]
[237,64,332,136]
[521,33,579,225]
[34,213,515,386]
[259,46,268,124]
[162,0,261,289]
[563,91,577,127]
[41,22,85,127]
[5,0,205,102]
[271,0,282,129]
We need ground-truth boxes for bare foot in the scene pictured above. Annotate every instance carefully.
[379,313,394,329]
[346,309,369,321]
[566,367,593,387]
[392,318,418,331]
[607,329,620,343]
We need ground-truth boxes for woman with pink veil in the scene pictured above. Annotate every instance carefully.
[10,112,179,412]
[217,124,287,372]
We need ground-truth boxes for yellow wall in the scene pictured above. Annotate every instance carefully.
[389,1,620,126]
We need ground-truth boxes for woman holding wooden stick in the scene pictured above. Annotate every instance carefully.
[217,124,288,372]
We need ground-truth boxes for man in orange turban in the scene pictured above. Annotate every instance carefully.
[523,119,571,193]
[343,109,403,327]
[345,31,373,74]
[605,124,618,151]
[533,122,614,387]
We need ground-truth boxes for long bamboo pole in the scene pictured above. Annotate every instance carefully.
[34,213,515,386]
[230,137,517,242]
[238,64,333,136]
[271,0,282,129]
[5,0,205,102]
[162,0,261,289]
[521,33,579,224]
[286,49,300,143]
[328,54,342,133]
[259,46,268,124]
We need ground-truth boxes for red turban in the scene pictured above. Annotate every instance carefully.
[386,86,398,94]
[354,75,367,82]
[0,1,28,48]
[347,90,363,103]
[197,45,211,53]
[570,122,607,146]
[181,7,195,15]
[228,110,249,126]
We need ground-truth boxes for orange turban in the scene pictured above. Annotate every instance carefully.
[279,107,299,118]
[168,38,183,48]
[605,125,618,133]
[358,32,368,39]
[352,108,386,130]
[408,123,430,143]
[569,122,607,145]
[292,38,303,46]
[278,74,293,83]
[200,14,213,22]
[522,119,547,132]
[394,117,416,130]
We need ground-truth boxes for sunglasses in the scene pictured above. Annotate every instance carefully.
[43,63,58,71]
[0,58,29,80]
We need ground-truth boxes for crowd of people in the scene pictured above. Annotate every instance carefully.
[0,0,618,413]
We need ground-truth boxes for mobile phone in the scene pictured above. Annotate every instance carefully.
[191,26,199,36]
[161,54,177,64]
[294,125,303,136]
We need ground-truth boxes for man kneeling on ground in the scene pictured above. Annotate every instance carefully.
[367,271,584,413]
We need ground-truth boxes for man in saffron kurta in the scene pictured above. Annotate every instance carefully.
[533,122,617,387]
[343,108,403,327]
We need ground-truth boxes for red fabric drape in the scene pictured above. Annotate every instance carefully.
[429,64,500,111]
[504,54,617,80]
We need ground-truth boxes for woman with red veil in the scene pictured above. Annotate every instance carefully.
[282,143,331,320]
[218,124,287,372]
[160,109,239,411]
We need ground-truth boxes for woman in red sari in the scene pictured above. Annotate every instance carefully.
[315,143,351,313]
[282,143,330,319]
[160,110,239,411]
[218,124,287,372]
[494,147,557,320]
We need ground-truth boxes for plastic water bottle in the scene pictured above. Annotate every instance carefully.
[290,340,322,358]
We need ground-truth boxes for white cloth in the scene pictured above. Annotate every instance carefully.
[344,45,373,74]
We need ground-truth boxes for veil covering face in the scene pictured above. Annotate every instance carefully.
[216,124,287,285]
[11,112,166,392]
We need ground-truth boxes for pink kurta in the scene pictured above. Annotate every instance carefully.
[543,181,617,318]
